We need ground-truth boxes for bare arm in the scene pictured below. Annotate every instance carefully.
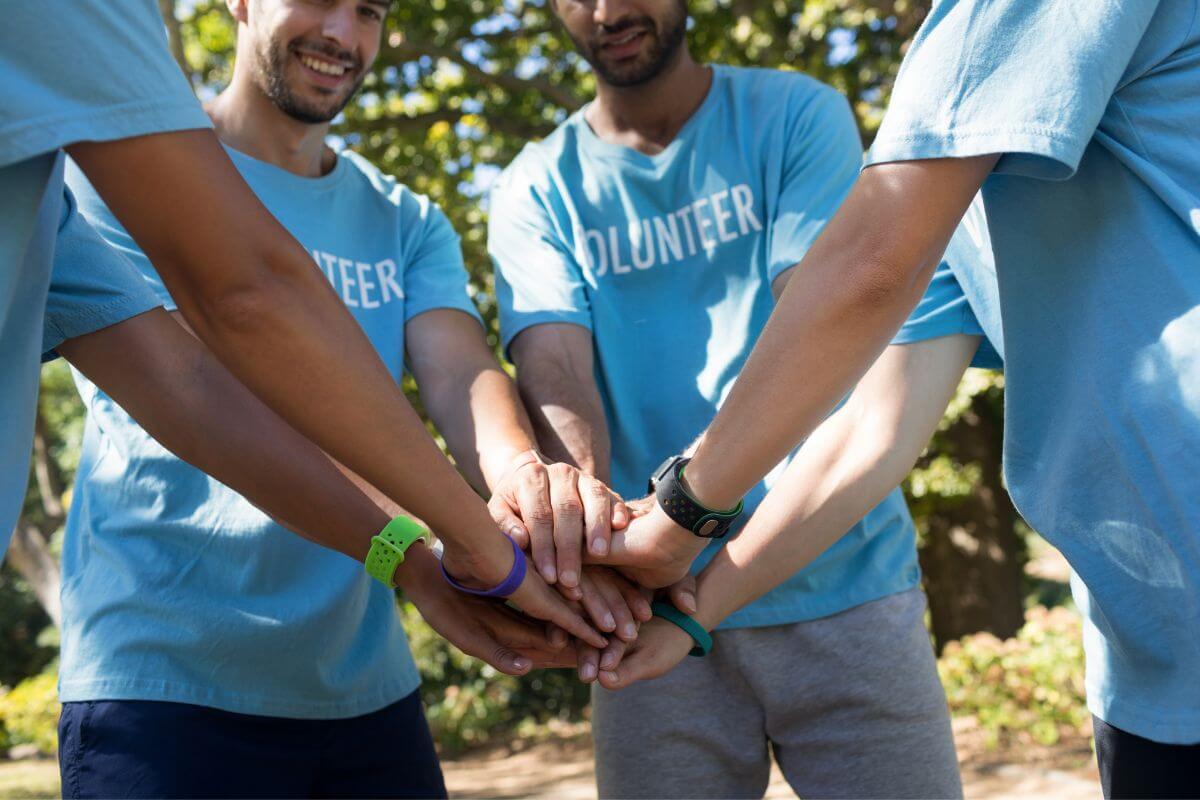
[57,307,389,562]
[65,130,508,578]
[406,309,536,493]
[510,323,611,482]
[597,334,980,687]
[681,157,998,509]
[693,334,979,626]
[410,312,627,598]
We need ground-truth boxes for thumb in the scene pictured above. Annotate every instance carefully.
[610,494,630,530]
[487,496,530,550]
[598,644,659,690]
[486,644,533,676]
[667,575,698,615]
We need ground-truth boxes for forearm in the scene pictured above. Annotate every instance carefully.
[516,359,610,481]
[691,414,911,629]
[422,360,537,493]
[688,336,979,628]
[60,309,390,562]
[681,157,996,509]
[67,131,500,557]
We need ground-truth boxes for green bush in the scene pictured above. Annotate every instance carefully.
[0,669,60,756]
[938,605,1088,747]
[402,603,589,754]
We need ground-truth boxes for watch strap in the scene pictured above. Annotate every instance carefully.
[365,516,429,589]
[651,602,712,657]
[650,456,743,539]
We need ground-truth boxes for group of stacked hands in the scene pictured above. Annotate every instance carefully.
[378,446,732,689]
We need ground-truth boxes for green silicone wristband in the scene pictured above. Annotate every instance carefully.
[365,516,429,589]
[651,602,713,657]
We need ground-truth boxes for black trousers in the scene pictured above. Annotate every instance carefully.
[1094,716,1200,799]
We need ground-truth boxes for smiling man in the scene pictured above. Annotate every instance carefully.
[489,1,961,797]
[51,1,638,797]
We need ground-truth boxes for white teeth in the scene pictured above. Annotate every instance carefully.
[611,31,639,45]
[300,55,346,76]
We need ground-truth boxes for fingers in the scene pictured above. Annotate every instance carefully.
[515,465,557,584]
[510,567,608,649]
[579,474,613,558]
[613,571,653,622]
[597,620,691,690]
[577,571,618,635]
[598,637,629,673]
[591,569,638,642]
[667,574,698,615]
[547,463,584,591]
[486,494,530,550]
[576,644,601,683]
[546,622,569,649]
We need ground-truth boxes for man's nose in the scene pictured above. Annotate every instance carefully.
[593,0,636,27]
[320,2,357,51]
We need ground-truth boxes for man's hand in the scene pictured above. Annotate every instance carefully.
[439,534,610,650]
[565,566,654,683]
[488,453,629,596]
[588,496,706,588]
[595,617,695,690]
[400,547,580,674]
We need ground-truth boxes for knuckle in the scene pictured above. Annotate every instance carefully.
[526,507,556,527]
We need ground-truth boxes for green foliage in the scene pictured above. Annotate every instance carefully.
[0,669,61,756]
[939,606,1089,748]
[401,603,589,754]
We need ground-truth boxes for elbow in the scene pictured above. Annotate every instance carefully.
[845,252,934,313]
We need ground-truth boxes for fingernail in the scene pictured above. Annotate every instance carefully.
[581,663,597,681]
[560,570,578,587]
[622,623,637,640]
[602,613,616,631]
[591,539,608,556]
[513,658,530,671]
[682,593,697,614]
[600,652,617,669]
[600,670,618,685]
[509,525,525,539]
[543,564,557,583]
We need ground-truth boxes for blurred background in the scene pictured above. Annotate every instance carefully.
[0,2,1096,797]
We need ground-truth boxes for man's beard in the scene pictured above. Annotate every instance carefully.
[255,36,365,123]
[573,1,688,88]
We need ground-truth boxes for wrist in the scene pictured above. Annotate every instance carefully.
[677,457,742,513]
[482,445,541,492]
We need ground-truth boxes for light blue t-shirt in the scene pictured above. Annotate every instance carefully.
[62,147,480,718]
[868,0,1200,743]
[0,0,210,557]
[491,65,920,628]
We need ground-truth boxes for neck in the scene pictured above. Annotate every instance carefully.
[206,70,335,178]
[586,50,711,155]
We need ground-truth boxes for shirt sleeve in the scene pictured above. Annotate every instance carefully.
[892,223,1003,370]
[0,0,210,168]
[767,84,862,282]
[401,197,482,325]
[867,0,1160,180]
[488,161,593,354]
[42,186,163,360]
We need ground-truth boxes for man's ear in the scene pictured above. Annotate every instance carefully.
[226,0,250,25]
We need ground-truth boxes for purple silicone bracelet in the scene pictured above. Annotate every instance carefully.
[440,534,526,598]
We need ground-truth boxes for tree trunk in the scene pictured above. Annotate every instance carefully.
[917,391,1026,652]
[6,524,61,628]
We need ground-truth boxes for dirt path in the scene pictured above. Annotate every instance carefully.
[441,718,1102,800]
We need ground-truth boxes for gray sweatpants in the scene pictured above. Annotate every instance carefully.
[592,588,962,800]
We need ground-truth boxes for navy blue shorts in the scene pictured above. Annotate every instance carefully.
[58,690,446,799]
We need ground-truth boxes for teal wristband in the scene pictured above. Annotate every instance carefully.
[365,516,429,589]
[651,602,712,657]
